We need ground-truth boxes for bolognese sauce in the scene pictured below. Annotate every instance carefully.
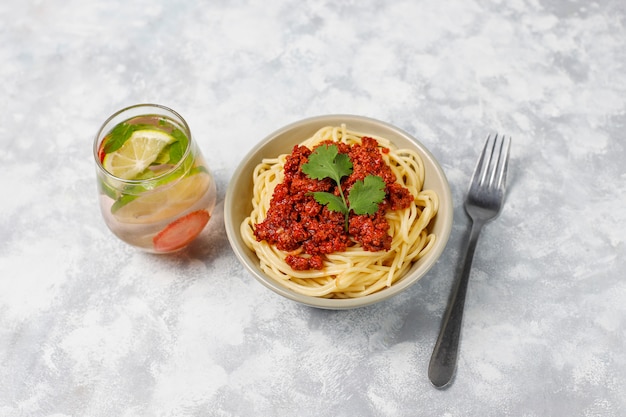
[253,137,414,270]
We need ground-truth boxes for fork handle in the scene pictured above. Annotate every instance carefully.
[428,219,485,388]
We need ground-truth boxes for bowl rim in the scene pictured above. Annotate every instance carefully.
[224,114,453,309]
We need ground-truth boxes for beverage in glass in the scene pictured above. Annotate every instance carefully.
[94,104,216,253]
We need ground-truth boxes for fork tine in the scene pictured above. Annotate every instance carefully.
[485,134,500,187]
[475,134,495,187]
[494,135,511,190]
[475,134,510,189]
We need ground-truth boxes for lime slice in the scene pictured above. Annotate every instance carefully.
[103,129,175,179]
[112,171,211,224]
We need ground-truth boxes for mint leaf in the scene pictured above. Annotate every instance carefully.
[301,144,352,185]
[111,193,139,213]
[310,192,348,214]
[168,129,189,164]
[103,123,135,153]
[102,123,154,154]
[110,166,208,213]
[153,143,173,165]
[98,180,118,200]
[348,175,386,215]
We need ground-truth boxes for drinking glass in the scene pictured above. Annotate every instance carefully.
[94,104,216,253]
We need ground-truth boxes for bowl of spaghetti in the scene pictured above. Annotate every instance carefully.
[225,115,453,309]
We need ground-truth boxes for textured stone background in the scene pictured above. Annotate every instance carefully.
[1,0,625,416]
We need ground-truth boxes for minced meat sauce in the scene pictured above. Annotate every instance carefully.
[253,137,414,270]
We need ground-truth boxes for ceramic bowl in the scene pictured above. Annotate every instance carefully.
[224,114,453,309]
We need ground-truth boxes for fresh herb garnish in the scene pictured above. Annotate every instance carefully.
[104,122,189,168]
[168,128,189,165]
[347,174,386,215]
[110,165,208,213]
[103,123,193,213]
[103,123,149,154]
[302,144,352,216]
[302,144,386,229]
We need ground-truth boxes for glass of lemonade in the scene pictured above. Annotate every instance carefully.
[93,104,216,253]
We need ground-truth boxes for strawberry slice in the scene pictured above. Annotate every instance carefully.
[153,209,210,252]
[98,140,106,163]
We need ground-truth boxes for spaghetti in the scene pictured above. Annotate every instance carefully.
[241,125,438,298]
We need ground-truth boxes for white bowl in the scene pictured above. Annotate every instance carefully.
[224,115,453,309]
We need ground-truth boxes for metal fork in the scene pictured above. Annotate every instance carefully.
[428,134,511,388]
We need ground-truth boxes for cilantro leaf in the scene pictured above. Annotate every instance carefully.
[302,144,353,228]
[301,144,353,185]
[310,192,348,214]
[348,175,386,215]
[302,143,387,230]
